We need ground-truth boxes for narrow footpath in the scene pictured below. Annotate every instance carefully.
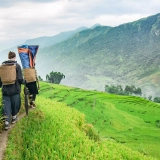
[0,111,29,160]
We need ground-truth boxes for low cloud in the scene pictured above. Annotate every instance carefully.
[0,0,160,45]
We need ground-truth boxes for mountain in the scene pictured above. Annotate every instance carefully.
[90,23,102,29]
[24,26,88,48]
[35,13,160,97]
[0,26,88,62]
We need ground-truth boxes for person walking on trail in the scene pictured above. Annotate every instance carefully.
[26,75,40,108]
[0,51,25,130]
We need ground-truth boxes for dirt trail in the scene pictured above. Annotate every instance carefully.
[0,112,29,160]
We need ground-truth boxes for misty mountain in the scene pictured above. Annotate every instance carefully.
[90,23,102,29]
[24,26,88,48]
[35,13,160,97]
[0,26,88,62]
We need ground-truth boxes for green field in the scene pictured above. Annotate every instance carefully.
[39,82,160,159]
[0,82,160,159]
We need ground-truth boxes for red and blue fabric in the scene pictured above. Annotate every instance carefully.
[18,45,39,69]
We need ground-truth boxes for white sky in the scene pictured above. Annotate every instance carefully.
[0,0,160,47]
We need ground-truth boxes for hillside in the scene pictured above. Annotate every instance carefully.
[1,13,160,97]
[24,26,88,48]
[35,13,160,97]
[0,26,88,62]
[38,82,160,159]
[1,82,159,159]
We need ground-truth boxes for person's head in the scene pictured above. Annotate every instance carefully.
[8,51,16,60]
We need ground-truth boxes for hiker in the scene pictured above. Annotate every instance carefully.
[18,45,39,108]
[0,51,25,130]
[26,72,40,108]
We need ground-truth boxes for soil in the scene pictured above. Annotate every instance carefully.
[0,110,33,160]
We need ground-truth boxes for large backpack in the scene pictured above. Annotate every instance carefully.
[0,63,16,85]
[18,45,39,83]
[23,68,36,83]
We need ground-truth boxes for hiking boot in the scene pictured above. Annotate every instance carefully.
[31,101,36,108]
[33,103,36,108]
[11,116,18,124]
[30,105,35,109]
[4,121,10,130]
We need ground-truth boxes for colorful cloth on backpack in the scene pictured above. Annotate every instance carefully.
[18,45,39,69]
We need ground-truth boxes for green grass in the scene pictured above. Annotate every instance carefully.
[3,97,154,160]
[38,82,160,159]
[0,82,160,159]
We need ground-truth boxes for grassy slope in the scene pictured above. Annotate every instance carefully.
[0,82,159,159]
[39,82,160,159]
[4,95,154,159]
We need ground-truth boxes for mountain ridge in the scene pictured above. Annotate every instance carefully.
[0,26,89,61]
[1,13,160,97]
[36,13,160,97]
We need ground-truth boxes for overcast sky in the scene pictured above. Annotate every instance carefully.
[0,0,160,49]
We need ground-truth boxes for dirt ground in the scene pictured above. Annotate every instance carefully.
[0,112,28,160]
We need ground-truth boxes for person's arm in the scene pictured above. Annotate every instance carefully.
[0,78,2,88]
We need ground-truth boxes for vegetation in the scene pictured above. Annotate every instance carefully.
[105,84,142,96]
[35,13,160,96]
[1,82,159,159]
[3,96,154,160]
[105,84,160,104]
[154,97,160,103]
[1,12,160,159]
[46,71,65,84]
[34,82,160,158]
[38,75,43,81]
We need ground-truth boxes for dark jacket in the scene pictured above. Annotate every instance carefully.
[0,60,24,96]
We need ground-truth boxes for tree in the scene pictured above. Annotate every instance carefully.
[46,74,50,81]
[46,71,65,84]
[105,84,142,96]
[153,97,160,103]
[148,95,152,101]
[116,85,123,94]
[134,87,142,96]
[38,75,43,81]
[124,85,132,95]
[105,85,110,92]
[130,85,136,93]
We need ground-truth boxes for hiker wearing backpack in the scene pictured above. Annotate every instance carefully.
[17,45,39,109]
[26,74,40,108]
[0,51,25,130]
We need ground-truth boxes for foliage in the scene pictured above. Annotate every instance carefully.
[4,96,154,160]
[153,97,160,103]
[1,82,160,159]
[105,84,142,96]
[46,71,65,84]
[38,75,43,81]
[155,120,160,128]
[35,13,160,97]
[38,82,160,159]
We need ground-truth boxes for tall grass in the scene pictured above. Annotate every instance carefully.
[3,97,154,160]
[39,82,160,159]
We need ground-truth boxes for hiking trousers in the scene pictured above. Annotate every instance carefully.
[2,94,21,123]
